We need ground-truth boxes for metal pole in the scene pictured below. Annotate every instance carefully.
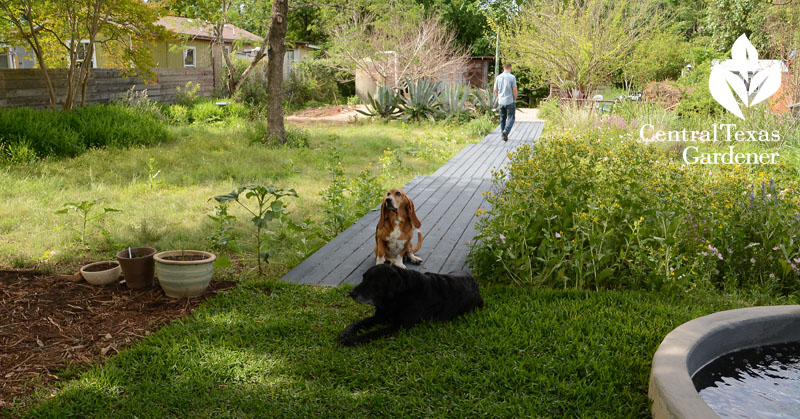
[494,27,500,78]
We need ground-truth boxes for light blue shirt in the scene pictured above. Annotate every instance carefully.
[494,72,517,106]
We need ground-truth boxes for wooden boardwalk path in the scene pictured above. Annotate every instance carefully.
[280,121,544,286]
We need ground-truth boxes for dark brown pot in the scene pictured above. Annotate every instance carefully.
[116,247,157,289]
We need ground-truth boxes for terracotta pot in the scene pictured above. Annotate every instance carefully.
[116,247,157,289]
[80,261,121,286]
[153,250,216,298]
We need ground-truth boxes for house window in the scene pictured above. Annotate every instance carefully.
[66,40,96,68]
[76,40,96,68]
[0,46,11,69]
[224,46,231,57]
[183,47,196,67]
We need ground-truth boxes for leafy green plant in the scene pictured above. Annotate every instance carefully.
[464,115,496,138]
[165,104,189,125]
[213,185,298,276]
[438,83,472,117]
[55,200,121,245]
[400,78,441,121]
[469,131,800,294]
[146,157,162,190]
[176,81,201,106]
[350,163,383,216]
[112,86,160,115]
[0,138,37,164]
[320,145,349,236]
[206,202,237,251]
[190,101,226,124]
[356,86,402,120]
[471,88,498,115]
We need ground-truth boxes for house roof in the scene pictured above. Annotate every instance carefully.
[156,16,262,44]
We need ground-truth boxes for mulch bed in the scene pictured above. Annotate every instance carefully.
[0,270,235,409]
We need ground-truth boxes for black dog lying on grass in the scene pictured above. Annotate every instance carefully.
[337,264,484,347]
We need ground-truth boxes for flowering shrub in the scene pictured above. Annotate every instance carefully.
[469,130,800,294]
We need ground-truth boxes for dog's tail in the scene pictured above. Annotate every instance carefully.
[412,230,423,253]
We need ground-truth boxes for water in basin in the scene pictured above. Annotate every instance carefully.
[692,341,800,418]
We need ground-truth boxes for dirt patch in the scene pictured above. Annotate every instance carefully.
[0,270,235,409]
[289,105,357,118]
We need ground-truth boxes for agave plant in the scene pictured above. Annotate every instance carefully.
[438,83,472,117]
[400,77,441,121]
[356,86,402,119]
[471,88,498,115]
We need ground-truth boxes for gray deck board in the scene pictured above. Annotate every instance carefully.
[279,121,544,286]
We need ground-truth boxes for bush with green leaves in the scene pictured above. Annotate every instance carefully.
[165,104,189,125]
[189,101,226,124]
[0,105,168,159]
[469,130,800,294]
[231,58,269,107]
[356,86,402,120]
[463,115,496,138]
[285,59,340,111]
[536,98,561,122]
[176,81,201,106]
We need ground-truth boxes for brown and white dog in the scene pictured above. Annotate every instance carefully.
[375,188,423,269]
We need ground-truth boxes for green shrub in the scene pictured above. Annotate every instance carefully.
[537,99,561,122]
[231,58,269,107]
[0,107,82,157]
[190,101,226,124]
[166,104,189,125]
[224,101,250,119]
[469,131,800,294]
[176,81,201,106]
[67,105,168,148]
[464,115,496,137]
[0,138,37,164]
[285,59,340,110]
[0,104,168,159]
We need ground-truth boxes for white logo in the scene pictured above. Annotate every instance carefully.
[708,34,782,119]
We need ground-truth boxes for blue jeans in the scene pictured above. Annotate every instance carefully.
[499,103,516,134]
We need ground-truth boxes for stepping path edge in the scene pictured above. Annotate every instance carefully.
[280,121,545,287]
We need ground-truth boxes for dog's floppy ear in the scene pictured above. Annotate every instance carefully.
[378,199,388,231]
[407,197,421,228]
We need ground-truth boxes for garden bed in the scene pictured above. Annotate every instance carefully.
[0,270,235,408]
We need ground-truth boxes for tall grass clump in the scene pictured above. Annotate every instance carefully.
[0,104,168,159]
[469,131,800,294]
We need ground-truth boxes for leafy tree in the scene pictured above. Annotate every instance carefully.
[416,0,493,56]
[502,0,665,95]
[622,30,689,90]
[704,0,768,53]
[0,0,164,110]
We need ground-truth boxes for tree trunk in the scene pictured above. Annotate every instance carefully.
[266,0,289,143]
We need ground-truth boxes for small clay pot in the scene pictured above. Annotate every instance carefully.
[80,261,121,286]
[116,247,157,289]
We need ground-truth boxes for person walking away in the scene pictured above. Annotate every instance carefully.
[493,62,517,142]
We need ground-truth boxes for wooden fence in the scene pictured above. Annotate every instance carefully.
[0,67,214,108]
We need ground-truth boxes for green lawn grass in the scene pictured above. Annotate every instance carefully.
[0,120,476,277]
[13,281,784,418]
